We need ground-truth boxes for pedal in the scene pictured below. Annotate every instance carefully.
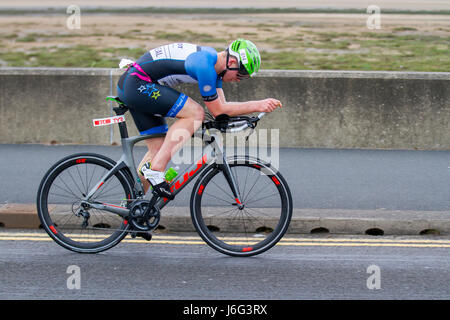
[138,232,152,241]
[130,231,152,241]
[152,181,175,200]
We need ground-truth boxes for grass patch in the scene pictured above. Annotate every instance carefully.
[0,51,29,66]
[154,30,227,43]
[3,33,18,39]
[0,28,448,71]
[262,49,450,72]
[13,32,109,42]
[261,51,307,69]
[261,29,450,71]
[16,34,37,42]
[393,27,418,32]
[0,45,146,67]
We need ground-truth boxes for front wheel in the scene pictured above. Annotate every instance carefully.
[190,156,292,257]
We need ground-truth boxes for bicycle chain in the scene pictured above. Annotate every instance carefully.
[79,198,160,234]
[82,226,154,234]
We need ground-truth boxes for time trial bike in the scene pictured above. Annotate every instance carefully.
[36,96,292,257]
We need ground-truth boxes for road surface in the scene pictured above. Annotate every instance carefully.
[1,144,449,211]
[0,231,449,300]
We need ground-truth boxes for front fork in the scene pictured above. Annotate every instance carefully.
[219,154,244,209]
[206,130,244,209]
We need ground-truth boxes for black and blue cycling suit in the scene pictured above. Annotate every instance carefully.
[117,43,222,135]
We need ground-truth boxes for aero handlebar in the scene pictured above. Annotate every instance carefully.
[227,113,266,133]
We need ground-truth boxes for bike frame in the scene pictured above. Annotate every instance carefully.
[83,121,244,218]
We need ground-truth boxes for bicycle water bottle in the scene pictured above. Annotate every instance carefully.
[165,167,178,183]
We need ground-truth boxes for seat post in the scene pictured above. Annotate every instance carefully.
[113,106,129,139]
[106,96,130,139]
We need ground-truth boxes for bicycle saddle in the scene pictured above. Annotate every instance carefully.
[106,96,129,115]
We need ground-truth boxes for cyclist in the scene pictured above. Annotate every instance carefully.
[117,39,282,199]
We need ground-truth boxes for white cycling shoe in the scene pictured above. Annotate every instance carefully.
[140,163,174,200]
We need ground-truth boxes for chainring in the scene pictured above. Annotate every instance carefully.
[128,199,160,232]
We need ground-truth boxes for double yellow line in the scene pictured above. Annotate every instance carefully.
[1,232,450,248]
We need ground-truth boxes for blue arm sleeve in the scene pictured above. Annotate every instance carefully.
[185,49,220,102]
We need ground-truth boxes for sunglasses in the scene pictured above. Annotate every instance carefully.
[226,64,250,79]
[226,50,250,79]
[237,64,250,79]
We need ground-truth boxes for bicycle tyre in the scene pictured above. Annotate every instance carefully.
[37,153,135,253]
[190,156,292,257]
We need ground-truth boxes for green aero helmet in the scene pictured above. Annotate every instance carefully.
[227,39,261,78]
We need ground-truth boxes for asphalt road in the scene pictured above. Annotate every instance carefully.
[0,144,449,211]
[0,231,449,300]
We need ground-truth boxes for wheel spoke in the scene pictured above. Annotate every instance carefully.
[202,191,235,205]
[65,168,85,197]
[210,178,235,202]
[245,192,280,206]
[242,172,262,203]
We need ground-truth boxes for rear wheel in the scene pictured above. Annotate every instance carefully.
[37,153,135,253]
[190,156,292,257]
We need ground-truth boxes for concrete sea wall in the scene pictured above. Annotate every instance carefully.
[0,68,448,149]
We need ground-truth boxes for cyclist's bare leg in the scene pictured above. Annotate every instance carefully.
[138,137,165,193]
[150,97,204,173]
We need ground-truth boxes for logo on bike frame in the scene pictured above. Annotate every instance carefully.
[163,154,208,202]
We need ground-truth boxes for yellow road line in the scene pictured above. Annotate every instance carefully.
[276,242,450,248]
[0,236,53,242]
[2,232,450,244]
[1,234,450,248]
